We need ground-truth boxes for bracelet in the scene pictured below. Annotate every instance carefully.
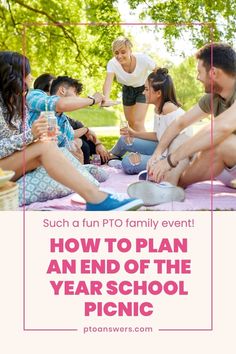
[167,153,178,168]
[88,95,95,106]
[151,155,166,165]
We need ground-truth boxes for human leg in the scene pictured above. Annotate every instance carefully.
[123,105,136,129]
[110,136,157,158]
[127,133,190,205]
[179,134,236,187]
[0,141,106,204]
[0,141,143,210]
[132,102,148,131]
[123,103,148,131]
[0,141,103,202]
[81,140,91,164]
[110,137,157,174]
[122,84,148,131]
[70,138,84,164]
[122,153,151,174]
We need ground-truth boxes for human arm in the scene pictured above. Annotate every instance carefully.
[149,101,236,182]
[147,104,207,172]
[26,89,104,114]
[95,143,110,162]
[64,116,88,138]
[66,116,84,129]
[168,100,236,167]
[83,129,110,162]
[0,114,48,159]
[120,126,157,141]
[102,72,115,106]
[74,127,89,138]
[0,129,34,160]
[56,93,104,112]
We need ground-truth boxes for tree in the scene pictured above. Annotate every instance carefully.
[127,0,236,48]
[170,56,204,111]
[0,0,123,92]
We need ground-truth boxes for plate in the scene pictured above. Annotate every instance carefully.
[0,170,15,187]
[71,194,86,204]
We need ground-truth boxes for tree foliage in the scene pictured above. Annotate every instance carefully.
[170,56,204,111]
[127,0,236,48]
[0,0,123,92]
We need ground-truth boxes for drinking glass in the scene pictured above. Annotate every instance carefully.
[120,117,132,146]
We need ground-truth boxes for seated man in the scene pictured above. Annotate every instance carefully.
[28,74,109,164]
[128,42,236,204]
[144,100,236,190]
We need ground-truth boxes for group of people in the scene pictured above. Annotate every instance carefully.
[0,36,236,209]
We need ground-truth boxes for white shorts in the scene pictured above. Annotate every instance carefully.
[216,164,236,187]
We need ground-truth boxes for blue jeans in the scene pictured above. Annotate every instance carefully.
[110,136,158,174]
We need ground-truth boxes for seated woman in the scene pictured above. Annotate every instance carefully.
[0,51,142,211]
[109,68,192,185]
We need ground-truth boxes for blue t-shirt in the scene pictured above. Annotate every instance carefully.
[26,89,74,147]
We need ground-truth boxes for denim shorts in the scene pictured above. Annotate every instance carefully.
[122,85,146,106]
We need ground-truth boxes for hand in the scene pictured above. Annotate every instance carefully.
[85,129,97,143]
[148,158,171,183]
[31,115,49,139]
[92,92,104,105]
[100,100,121,107]
[147,154,161,173]
[120,126,135,137]
[95,144,110,163]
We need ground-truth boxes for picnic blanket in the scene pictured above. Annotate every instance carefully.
[23,166,236,211]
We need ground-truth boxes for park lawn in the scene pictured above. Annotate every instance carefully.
[68,105,209,150]
[97,135,118,150]
[67,103,155,127]
[67,106,120,127]
[97,119,209,150]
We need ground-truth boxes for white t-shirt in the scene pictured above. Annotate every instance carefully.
[107,53,156,87]
[153,107,192,141]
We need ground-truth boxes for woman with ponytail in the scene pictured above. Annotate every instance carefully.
[109,68,192,177]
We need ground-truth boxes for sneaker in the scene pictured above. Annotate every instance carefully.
[127,181,185,206]
[86,193,143,211]
[138,170,148,180]
[230,179,236,188]
[108,159,123,169]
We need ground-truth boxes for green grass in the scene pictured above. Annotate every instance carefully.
[98,135,118,150]
[67,105,209,150]
[67,106,120,127]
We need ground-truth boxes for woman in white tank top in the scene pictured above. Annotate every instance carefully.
[109,68,192,179]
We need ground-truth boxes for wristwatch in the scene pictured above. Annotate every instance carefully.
[88,95,96,106]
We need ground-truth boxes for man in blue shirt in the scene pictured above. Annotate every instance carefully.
[27,74,110,163]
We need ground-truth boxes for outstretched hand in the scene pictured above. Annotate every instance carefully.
[100,100,121,107]
[93,92,104,104]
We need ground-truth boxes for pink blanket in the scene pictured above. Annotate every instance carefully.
[25,166,236,211]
